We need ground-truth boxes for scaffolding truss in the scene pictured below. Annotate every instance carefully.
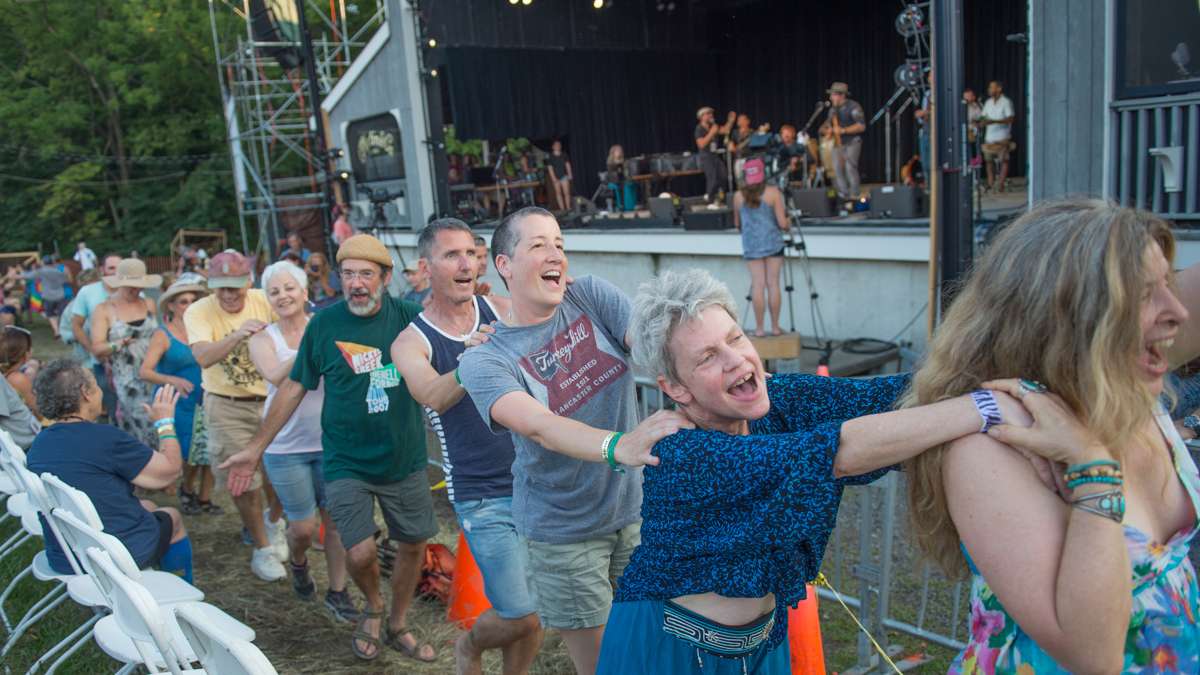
[206,0,386,258]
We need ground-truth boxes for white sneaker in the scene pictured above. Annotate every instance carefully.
[265,511,289,562]
[251,547,286,581]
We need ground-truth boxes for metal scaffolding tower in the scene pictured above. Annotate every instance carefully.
[206,0,386,258]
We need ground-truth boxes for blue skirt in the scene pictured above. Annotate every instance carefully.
[598,600,790,675]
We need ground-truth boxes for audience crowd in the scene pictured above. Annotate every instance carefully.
[6,204,1200,675]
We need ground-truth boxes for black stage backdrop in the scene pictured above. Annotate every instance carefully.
[442,0,1026,200]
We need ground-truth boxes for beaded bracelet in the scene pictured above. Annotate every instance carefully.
[1066,475,1124,490]
[1063,459,1121,484]
[969,390,1003,433]
[153,417,176,430]
[1071,488,1125,523]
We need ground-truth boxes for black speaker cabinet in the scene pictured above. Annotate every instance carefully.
[869,184,924,218]
[648,197,676,221]
[683,208,733,231]
[788,187,834,217]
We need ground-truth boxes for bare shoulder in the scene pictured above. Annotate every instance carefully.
[483,294,511,316]
[944,431,1043,485]
[392,323,429,358]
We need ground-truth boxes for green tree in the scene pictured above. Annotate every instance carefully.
[0,0,240,258]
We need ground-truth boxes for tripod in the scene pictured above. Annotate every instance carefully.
[356,183,409,271]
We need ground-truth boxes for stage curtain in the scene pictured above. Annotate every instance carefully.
[446,47,720,199]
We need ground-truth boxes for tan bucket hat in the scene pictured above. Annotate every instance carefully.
[103,258,162,289]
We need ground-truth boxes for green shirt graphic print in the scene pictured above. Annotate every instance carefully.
[290,296,427,484]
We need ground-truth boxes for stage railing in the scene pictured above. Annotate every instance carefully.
[633,376,969,670]
[1110,92,1200,223]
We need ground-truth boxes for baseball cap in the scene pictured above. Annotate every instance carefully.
[743,157,765,186]
[207,249,252,289]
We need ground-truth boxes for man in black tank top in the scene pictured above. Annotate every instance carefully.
[391,219,543,674]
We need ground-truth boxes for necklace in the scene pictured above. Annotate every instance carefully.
[57,415,87,424]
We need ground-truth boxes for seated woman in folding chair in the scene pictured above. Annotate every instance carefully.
[25,359,194,583]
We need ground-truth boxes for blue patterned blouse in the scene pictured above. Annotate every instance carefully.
[614,373,911,648]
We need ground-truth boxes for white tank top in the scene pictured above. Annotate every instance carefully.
[263,322,323,455]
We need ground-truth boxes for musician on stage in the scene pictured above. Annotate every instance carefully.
[825,82,866,202]
[695,106,736,205]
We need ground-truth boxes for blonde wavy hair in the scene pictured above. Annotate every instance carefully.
[904,198,1175,578]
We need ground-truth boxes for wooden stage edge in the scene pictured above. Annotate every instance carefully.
[747,332,902,378]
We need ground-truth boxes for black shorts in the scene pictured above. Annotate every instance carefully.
[42,298,66,318]
[141,510,174,568]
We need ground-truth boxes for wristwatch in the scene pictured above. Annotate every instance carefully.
[1183,415,1200,439]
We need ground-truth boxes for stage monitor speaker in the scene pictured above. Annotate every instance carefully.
[683,209,732,231]
[648,197,676,221]
[681,195,709,209]
[869,184,924,218]
[788,188,834,217]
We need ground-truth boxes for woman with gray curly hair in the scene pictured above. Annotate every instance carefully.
[596,269,1079,674]
[25,360,195,583]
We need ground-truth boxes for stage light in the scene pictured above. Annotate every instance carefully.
[895,4,927,37]
[427,38,437,48]
[593,0,603,8]
[429,68,439,78]
[336,170,351,182]
[508,0,518,4]
[521,0,532,5]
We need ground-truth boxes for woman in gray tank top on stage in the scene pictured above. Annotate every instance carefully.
[733,157,790,337]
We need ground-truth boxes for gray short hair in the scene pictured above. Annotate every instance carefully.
[419,218,474,260]
[261,260,308,290]
[630,268,738,384]
[33,359,92,420]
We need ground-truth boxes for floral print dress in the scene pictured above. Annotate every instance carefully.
[951,410,1200,674]
[109,315,159,447]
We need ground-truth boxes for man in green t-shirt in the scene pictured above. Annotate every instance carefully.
[220,234,437,663]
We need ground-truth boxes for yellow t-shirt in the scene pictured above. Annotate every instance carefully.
[183,289,276,398]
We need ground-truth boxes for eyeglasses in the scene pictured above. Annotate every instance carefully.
[339,269,378,282]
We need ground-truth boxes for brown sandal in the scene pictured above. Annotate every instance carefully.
[384,625,436,663]
[350,608,384,661]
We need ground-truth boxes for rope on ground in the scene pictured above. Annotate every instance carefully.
[814,572,903,674]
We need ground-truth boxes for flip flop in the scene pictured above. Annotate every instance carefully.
[350,608,384,661]
[385,625,436,663]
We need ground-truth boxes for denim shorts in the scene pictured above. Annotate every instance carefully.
[453,496,537,620]
[262,451,325,521]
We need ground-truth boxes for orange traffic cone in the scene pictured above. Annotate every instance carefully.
[788,585,826,675]
[447,531,492,630]
[816,363,830,377]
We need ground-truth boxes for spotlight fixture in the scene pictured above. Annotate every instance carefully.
[593,0,603,7]
[336,170,351,182]
[427,38,437,48]
[428,68,439,78]
[521,0,532,5]
[894,4,927,37]
[508,0,518,4]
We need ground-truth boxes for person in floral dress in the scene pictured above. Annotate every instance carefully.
[904,199,1200,673]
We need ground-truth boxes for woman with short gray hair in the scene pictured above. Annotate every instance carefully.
[597,269,1074,674]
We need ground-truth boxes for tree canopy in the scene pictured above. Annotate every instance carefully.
[0,1,240,258]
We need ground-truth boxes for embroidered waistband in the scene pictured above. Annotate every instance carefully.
[661,600,774,658]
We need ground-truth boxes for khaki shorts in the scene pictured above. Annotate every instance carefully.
[207,394,265,492]
[525,521,641,630]
[982,141,1012,161]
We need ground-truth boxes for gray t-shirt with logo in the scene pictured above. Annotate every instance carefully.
[460,275,642,544]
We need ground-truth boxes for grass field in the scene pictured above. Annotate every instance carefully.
[2,316,960,674]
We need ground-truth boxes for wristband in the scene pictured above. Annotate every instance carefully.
[969,390,1002,433]
[109,341,119,353]
[158,434,178,443]
[602,432,626,473]
[153,417,176,429]
[454,368,462,386]
[155,425,176,436]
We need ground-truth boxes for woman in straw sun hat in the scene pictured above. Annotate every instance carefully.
[91,258,163,446]
[140,273,219,514]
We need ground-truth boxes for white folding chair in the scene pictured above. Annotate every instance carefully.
[0,441,34,562]
[45,504,204,605]
[174,602,278,675]
[84,547,196,675]
[0,459,105,671]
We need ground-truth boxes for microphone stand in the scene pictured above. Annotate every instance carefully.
[871,85,915,184]
[801,101,827,135]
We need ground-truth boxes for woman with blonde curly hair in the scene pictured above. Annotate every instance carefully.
[904,198,1200,673]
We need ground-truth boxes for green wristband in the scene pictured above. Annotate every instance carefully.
[454,368,462,386]
[158,434,178,443]
[606,432,626,473]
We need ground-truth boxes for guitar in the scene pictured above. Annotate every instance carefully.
[831,111,843,147]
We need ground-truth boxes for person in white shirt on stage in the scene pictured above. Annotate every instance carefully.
[980,80,1015,193]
